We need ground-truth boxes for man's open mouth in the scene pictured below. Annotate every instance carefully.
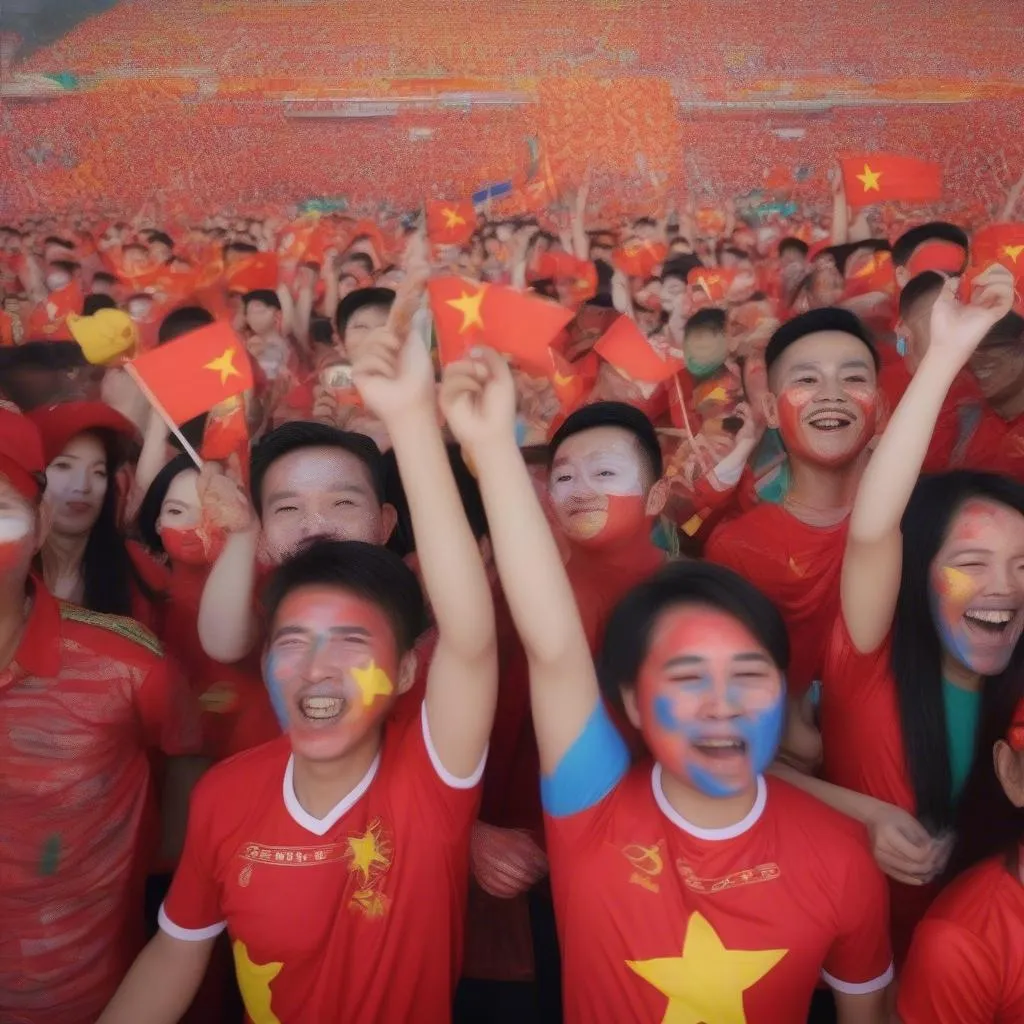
[298,694,347,722]
[692,737,748,760]
[807,409,855,432]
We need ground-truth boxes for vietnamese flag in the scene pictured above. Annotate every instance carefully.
[129,322,254,425]
[612,238,668,279]
[26,281,84,342]
[201,395,250,466]
[688,266,737,303]
[225,253,279,294]
[548,348,597,413]
[426,200,477,246]
[594,315,683,384]
[530,251,598,305]
[428,277,574,377]
[840,155,943,208]
[972,223,1024,272]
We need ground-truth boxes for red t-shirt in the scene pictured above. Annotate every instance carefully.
[0,583,202,1024]
[706,503,846,696]
[545,766,892,1024]
[819,615,939,962]
[957,406,1024,481]
[161,703,482,1024]
[898,854,1024,1023]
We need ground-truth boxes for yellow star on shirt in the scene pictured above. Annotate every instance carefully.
[351,660,394,707]
[855,163,883,193]
[204,347,242,386]
[348,827,390,881]
[442,206,467,229]
[233,940,283,1024]
[626,912,787,1024]
[1002,244,1024,264]
[446,287,486,333]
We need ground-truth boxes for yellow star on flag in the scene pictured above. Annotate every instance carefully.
[446,287,486,333]
[204,347,242,386]
[348,827,390,881]
[1002,244,1024,264]
[233,940,283,1024]
[553,370,576,387]
[856,163,883,193]
[351,660,394,707]
[442,206,467,230]
[626,911,787,1024]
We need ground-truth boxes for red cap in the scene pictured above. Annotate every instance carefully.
[906,240,966,278]
[0,406,47,500]
[26,402,138,464]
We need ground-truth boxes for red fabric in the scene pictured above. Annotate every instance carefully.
[162,711,480,1024]
[224,253,279,294]
[27,400,137,464]
[840,154,942,208]
[594,315,683,384]
[425,200,477,246]
[687,266,736,302]
[705,504,846,697]
[667,365,743,433]
[0,407,46,500]
[545,769,892,1024]
[611,239,667,278]
[956,406,1024,481]
[819,615,940,963]
[0,582,201,1024]
[25,281,84,341]
[129,321,254,425]
[898,855,1024,1024]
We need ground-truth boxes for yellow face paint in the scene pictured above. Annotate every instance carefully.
[351,660,395,707]
[941,566,977,605]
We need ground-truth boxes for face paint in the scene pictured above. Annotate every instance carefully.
[263,586,401,762]
[159,524,226,567]
[550,426,650,547]
[0,509,33,573]
[929,499,1024,676]
[636,607,785,798]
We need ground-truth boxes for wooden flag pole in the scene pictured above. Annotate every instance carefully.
[125,364,204,470]
[672,373,712,475]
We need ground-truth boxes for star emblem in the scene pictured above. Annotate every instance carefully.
[204,347,242,385]
[232,940,283,1024]
[348,827,390,881]
[855,163,883,193]
[626,911,787,1024]
[553,370,576,387]
[445,286,486,333]
[350,660,394,707]
[1002,244,1024,264]
[442,206,467,230]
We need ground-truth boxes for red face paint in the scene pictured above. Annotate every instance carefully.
[777,387,876,468]
[159,524,226,567]
[570,493,649,549]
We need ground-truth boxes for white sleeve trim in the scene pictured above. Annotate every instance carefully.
[158,904,227,942]
[421,700,488,790]
[821,962,895,995]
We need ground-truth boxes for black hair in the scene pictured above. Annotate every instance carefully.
[44,235,75,249]
[249,421,387,516]
[335,286,395,338]
[242,289,282,311]
[49,260,80,277]
[661,254,703,284]
[765,307,879,373]
[592,258,615,301]
[342,251,375,276]
[122,242,148,254]
[148,231,174,250]
[309,316,334,348]
[893,471,1024,833]
[0,340,86,374]
[224,241,259,257]
[91,271,117,286]
[827,239,891,278]
[158,305,214,346]
[549,400,663,480]
[778,237,809,259]
[892,222,969,269]
[82,294,119,316]
[898,270,945,320]
[721,246,750,263]
[598,561,789,703]
[263,539,426,655]
[979,311,1024,349]
[383,443,488,558]
[137,453,197,555]
[684,307,727,336]
[633,217,657,229]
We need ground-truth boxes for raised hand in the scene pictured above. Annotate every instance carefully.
[197,457,256,535]
[928,265,1015,369]
[470,822,548,899]
[439,347,517,457]
[349,324,435,423]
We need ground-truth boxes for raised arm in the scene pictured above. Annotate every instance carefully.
[842,269,1015,653]
[440,348,601,777]
[350,294,497,780]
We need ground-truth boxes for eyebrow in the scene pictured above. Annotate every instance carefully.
[661,652,772,669]
[271,624,373,641]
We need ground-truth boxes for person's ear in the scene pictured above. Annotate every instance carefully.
[621,686,642,731]
[760,391,780,430]
[396,651,418,696]
[380,502,399,543]
[994,740,1024,807]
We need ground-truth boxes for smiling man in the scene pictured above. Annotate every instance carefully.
[706,308,881,697]
[100,324,497,1023]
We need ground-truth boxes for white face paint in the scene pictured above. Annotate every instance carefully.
[0,513,31,543]
[549,427,645,506]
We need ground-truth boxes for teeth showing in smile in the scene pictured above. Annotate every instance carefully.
[964,609,1015,632]
[300,696,344,720]
[809,417,850,430]
[693,738,746,757]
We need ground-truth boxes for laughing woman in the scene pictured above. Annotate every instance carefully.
[775,271,1024,962]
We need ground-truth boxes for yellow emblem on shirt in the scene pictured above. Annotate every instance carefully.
[233,940,283,1024]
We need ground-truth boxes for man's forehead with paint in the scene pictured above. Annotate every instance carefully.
[550,425,653,496]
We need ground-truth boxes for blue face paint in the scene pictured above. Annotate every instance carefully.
[263,651,292,730]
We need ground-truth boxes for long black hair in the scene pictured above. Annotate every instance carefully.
[893,471,1024,834]
[136,453,196,557]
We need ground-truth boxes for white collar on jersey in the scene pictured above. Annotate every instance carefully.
[283,750,382,837]
[651,764,768,842]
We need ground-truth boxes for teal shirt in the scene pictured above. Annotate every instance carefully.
[943,678,982,803]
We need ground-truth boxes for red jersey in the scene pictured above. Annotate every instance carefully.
[545,766,892,1024]
[955,405,1024,481]
[161,703,482,1024]
[0,584,202,1024]
[898,854,1024,1023]
[706,503,846,696]
[819,615,939,962]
